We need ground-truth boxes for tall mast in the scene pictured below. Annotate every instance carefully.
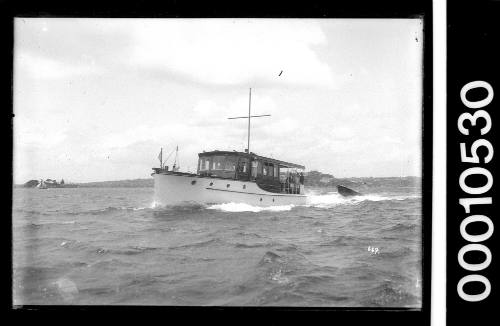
[227,88,270,153]
[160,147,163,169]
[247,88,251,153]
[173,145,178,169]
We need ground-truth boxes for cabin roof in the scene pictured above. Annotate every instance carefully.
[198,150,305,170]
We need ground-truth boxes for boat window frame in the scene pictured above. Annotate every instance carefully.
[268,162,274,177]
[251,160,258,179]
[211,155,226,171]
[224,156,237,172]
[199,154,244,177]
[198,156,211,172]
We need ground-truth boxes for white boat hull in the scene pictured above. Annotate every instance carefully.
[153,173,306,207]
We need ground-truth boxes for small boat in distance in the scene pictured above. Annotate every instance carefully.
[337,185,361,197]
[152,89,307,207]
[37,179,48,189]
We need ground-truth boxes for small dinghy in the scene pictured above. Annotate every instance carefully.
[337,185,361,197]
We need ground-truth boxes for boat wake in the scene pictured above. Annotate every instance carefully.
[202,192,420,212]
[305,192,420,208]
[207,203,295,213]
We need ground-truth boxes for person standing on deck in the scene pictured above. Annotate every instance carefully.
[286,173,293,194]
[294,173,300,194]
[299,172,305,194]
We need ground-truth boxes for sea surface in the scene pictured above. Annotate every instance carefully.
[12,179,422,307]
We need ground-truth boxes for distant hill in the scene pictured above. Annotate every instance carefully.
[19,178,78,188]
[72,173,420,188]
[76,178,154,188]
[17,172,421,189]
[303,170,420,188]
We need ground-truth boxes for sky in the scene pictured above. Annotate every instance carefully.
[13,18,423,183]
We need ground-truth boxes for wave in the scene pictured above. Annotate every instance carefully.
[14,266,62,279]
[294,274,338,286]
[258,251,284,265]
[362,280,420,307]
[15,204,152,217]
[169,238,222,250]
[87,258,134,270]
[124,275,161,288]
[26,220,76,228]
[268,268,290,284]
[275,244,299,252]
[234,232,264,238]
[304,192,420,209]
[123,193,419,214]
[360,194,420,201]
[13,209,51,216]
[139,193,418,213]
[132,206,151,211]
[62,205,154,216]
[59,240,159,256]
[234,242,268,249]
[86,245,161,256]
[60,239,100,252]
[110,246,161,255]
[318,235,357,247]
[383,222,420,233]
[207,202,294,213]
[79,286,117,296]
[88,206,151,214]
[377,246,415,259]
[152,203,207,213]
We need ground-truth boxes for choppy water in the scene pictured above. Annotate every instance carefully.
[12,180,422,307]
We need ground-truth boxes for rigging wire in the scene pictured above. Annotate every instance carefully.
[162,147,176,167]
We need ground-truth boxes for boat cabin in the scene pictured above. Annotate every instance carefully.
[197,150,305,194]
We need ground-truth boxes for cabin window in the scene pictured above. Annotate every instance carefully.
[199,157,210,171]
[257,161,263,176]
[251,161,258,178]
[268,163,274,177]
[206,155,239,174]
[211,156,225,170]
[274,165,279,178]
[224,156,237,171]
[279,168,287,182]
[262,162,274,177]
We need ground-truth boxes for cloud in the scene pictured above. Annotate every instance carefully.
[129,19,336,88]
[15,52,102,80]
[16,19,337,89]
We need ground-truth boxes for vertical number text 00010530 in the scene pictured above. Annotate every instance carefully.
[456,81,495,302]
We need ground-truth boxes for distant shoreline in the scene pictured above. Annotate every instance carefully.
[15,175,421,189]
